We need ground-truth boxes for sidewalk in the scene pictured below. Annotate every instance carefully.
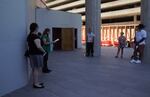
[3,47,150,97]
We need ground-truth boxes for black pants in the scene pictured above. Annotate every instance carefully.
[132,44,145,60]
[86,42,94,56]
[43,53,49,70]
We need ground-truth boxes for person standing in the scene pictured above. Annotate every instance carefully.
[115,32,126,59]
[86,28,95,57]
[27,23,46,88]
[130,24,147,64]
[42,28,51,73]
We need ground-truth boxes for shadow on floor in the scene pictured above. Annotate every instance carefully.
[3,47,150,97]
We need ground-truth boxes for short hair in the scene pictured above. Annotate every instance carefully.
[137,24,145,30]
[121,32,124,35]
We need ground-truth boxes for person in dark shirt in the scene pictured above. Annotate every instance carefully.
[27,23,46,88]
[42,28,52,73]
[115,32,126,59]
[86,28,95,57]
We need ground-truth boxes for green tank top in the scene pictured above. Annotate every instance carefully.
[42,35,50,53]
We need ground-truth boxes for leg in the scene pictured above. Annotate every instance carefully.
[32,67,44,88]
[130,46,139,63]
[132,46,138,60]
[131,45,144,64]
[91,43,94,56]
[86,43,90,57]
[30,55,44,88]
[42,53,50,72]
[29,56,39,85]
[121,48,124,58]
[42,53,51,73]
[89,43,92,56]
[32,67,39,85]
[131,48,136,59]
[115,47,120,58]
[138,45,145,61]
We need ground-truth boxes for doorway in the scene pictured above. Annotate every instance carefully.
[74,28,78,49]
[52,28,62,50]
[52,28,76,51]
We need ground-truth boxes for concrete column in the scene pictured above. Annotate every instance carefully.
[27,0,36,33]
[36,0,46,8]
[133,15,137,24]
[141,0,150,64]
[85,0,101,56]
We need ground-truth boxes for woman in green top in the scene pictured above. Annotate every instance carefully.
[42,28,51,73]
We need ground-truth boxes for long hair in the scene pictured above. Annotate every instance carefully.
[29,23,38,34]
[43,28,50,36]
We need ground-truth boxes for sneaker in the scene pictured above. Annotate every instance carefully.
[115,56,118,58]
[33,84,44,89]
[135,60,141,64]
[130,59,136,63]
[42,69,52,73]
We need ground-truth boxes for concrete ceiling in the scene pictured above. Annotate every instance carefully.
[39,0,141,22]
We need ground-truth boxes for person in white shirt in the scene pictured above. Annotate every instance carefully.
[130,24,147,64]
[86,28,95,57]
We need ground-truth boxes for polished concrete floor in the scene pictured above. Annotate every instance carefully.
[3,47,150,97]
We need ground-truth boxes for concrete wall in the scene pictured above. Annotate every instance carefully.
[36,8,82,48]
[27,0,36,32]
[0,0,35,96]
[0,1,81,96]
[141,0,150,64]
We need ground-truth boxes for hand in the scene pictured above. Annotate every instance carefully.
[136,42,139,46]
[43,52,47,56]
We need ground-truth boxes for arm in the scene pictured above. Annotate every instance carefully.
[134,37,136,43]
[136,30,147,45]
[43,38,50,45]
[124,37,127,44]
[34,39,46,53]
[137,38,146,45]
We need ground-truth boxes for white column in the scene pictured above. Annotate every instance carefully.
[133,15,137,24]
[141,0,150,64]
[27,0,36,33]
[85,0,101,56]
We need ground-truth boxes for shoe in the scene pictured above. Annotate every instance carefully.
[42,69,52,73]
[131,55,134,59]
[135,60,141,64]
[86,54,89,57]
[115,56,118,58]
[39,83,44,85]
[130,59,136,63]
[91,54,94,57]
[33,84,44,89]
